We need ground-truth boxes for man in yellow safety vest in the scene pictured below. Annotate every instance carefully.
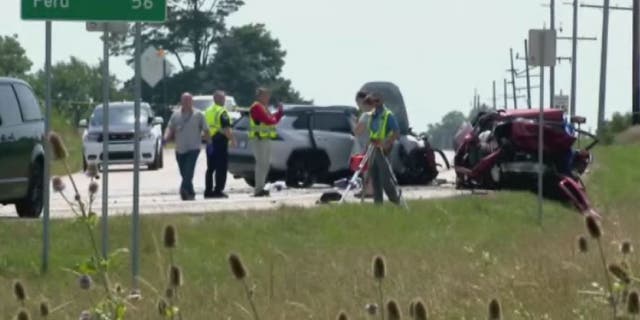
[365,92,401,205]
[204,90,236,198]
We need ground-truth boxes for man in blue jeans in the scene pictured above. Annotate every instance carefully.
[164,92,210,200]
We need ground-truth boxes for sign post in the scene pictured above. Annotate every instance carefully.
[41,21,52,273]
[86,22,129,259]
[132,22,142,289]
[529,29,557,225]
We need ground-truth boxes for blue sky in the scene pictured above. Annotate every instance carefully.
[2,0,636,131]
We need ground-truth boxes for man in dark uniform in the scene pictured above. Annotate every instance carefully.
[204,90,236,198]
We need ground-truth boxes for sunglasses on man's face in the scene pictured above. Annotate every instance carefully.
[356,92,367,99]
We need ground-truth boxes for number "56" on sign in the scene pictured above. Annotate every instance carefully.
[132,0,153,9]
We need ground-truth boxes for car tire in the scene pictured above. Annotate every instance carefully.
[148,142,161,171]
[158,146,164,169]
[286,157,313,188]
[15,159,44,218]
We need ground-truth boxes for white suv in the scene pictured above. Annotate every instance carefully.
[79,102,164,171]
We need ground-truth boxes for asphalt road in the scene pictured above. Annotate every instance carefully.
[0,149,462,218]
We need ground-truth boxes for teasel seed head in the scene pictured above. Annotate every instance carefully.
[78,274,93,290]
[628,291,640,314]
[372,255,387,280]
[169,265,183,287]
[40,300,50,317]
[365,303,378,316]
[228,253,247,280]
[13,280,26,302]
[48,132,68,160]
[336,311,349,320]
[163,225,177,249]
[88,181,99,195]
[52,176,65,193]
[85,163,99,179]
[585,216,602,239]
[16,309,31,320]
[577,235,589,253]
[621,240,633,255]
[159,288,171,301]
[413,299,428,320]
[488,299,502,320]
[157,298,169,316]
[609,263,631,284]
[386,299,401,320]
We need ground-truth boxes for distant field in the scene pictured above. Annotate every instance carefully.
[0,146,638,319]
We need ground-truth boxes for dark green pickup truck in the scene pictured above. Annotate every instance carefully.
[0,77,45,218]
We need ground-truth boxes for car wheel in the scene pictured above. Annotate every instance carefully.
[244,176,255,187]
[148,143,160,171]
[15,159,44,218]
[158,146,164,169]
[286,157,313,188]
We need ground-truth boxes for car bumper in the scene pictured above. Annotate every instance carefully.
[84,140,157,165]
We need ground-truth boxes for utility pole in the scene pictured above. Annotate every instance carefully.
[550,0,556,109]
[493,80,497,110]
[634,0,640,124]
[571,0,579,116]
[598,0,611,131]
[581,2,633,128]
[504,78,508,109]
[510,48,518,109]
[524,40,533,109]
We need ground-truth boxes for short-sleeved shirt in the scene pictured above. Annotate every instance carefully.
[369,106,399,138]
[169,109,208,154]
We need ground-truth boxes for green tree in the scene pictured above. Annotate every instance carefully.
[0,34,32,78]
[31,57,128,124]
[111,0,244,70]
[208,24,309,106]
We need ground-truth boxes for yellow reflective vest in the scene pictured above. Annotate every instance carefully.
[204,104,229,137]
[249,102,278,140]
[368,107,393,141]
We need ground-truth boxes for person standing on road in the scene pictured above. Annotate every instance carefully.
[204,90,236,199]
[365,92,401,205]
[164,92,210,201]
[249,87,284,197]
[353,90,374,198]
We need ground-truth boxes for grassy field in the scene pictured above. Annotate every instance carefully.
[0,146,639,319]
[51,110,83,175]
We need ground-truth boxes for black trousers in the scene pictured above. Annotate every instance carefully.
[205,139,229,194]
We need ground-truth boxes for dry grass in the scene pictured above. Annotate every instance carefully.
[0,146,637,319]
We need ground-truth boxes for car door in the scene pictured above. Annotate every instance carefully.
[311,111,356,173]
[0,83,28,200]
[13,83,44,173]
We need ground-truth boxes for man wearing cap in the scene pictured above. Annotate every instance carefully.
[204,90,236,199]
[366,92,401,205]
[249,87,284,197]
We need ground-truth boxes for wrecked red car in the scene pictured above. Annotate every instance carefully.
[453,108,598,215]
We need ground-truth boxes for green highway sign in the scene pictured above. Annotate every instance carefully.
[22,0,166,22]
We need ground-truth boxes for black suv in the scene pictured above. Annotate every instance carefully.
[0,78,45,218]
